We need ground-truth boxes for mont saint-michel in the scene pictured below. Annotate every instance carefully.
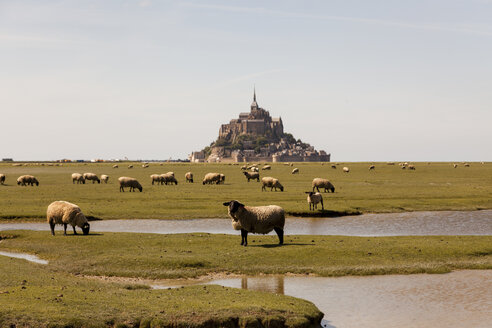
[190,90,331,163]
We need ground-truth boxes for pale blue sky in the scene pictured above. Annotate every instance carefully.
[1,0,491,161]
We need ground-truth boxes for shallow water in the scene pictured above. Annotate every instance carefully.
[1,210,491,236]
[152,270,492,328]
[0,250,48,264]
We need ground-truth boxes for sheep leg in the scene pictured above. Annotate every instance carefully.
[320,199,324,210]
[241,229,248,246]
[50,222,55,236]
[73,226,78,235]
[274,227,284,245]
[63,224,68,236]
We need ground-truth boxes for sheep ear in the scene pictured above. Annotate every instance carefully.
[237,202,244,207]
[223,202,231,206]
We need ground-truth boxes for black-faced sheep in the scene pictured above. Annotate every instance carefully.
[118,177,143,192]
[331,165,337,169]
[72,173,85,184]
[83,173,100,184]
[47,200,90,236]
[113,164,119,168]
[292,168,299,174]
[185,172,194,183]
[306,192,324,211]
[262,165,271,170]
[408,165,416,170]
[151,174,163,185]
[161,172,178,185]
[223,200,285,246]
[17,175,39,186]
[243,171,260,182]
[0,174,5,185]
[261,177,284,192]
[343,167,350,173]
[312,178,335,193]
[369,165,375,170]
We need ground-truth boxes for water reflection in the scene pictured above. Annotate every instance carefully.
[240,276,285,294]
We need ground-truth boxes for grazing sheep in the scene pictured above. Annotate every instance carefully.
[331,165,337,169]
[261,177,284,192]
[101,175,109,184]
[290,163,294,167]
[113,164,119,168]
[241,165,247,170]
[369,165,375,170]
[71,173,85,184]
[218,174,226,184]
[142,164,149,168]
[203,172,221,185]
[306,192,324,211]
[185,172,194,183]
[243,171,260,182]
[223,200,285,246]
[0,174,5,185]
[151,174,163,185]
[17,175,39,186]
[47,201,90,236]
[128,165,133,169]
[464,163,470,167]
[161,172,178,185]
[118,177,143,192]
[251,167,259,172]
[292,168,299,174]
[453,164,458,168]
[312,178,335,193]
[262,165,271,170]
[83,173,100,184]
[343,167,350,173]
[408,165,416,170]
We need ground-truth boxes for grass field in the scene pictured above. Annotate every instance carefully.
[0,162,491,220]
[1,231,491,278]
[0,256,322,328]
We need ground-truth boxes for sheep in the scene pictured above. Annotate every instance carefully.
[161,172,178,185]
[17,175,39,186]
[251,166,259,172]
[223,200,285,246]
[306,192,324,211]
[408,165,416,170]
[185,172,194,183]
[71,173,85,184]
[261,177,284,192]
[464,163,470,167]
[387,162,395,165]
[218,174,226,184]
[289,163,294,166]
[243,171,260,182]
[331,165,337,169]
[0,174,5,185]
[83,173,100,184]
[203,173,221,185]
[113,164,119,168]
[262,165,271,170]
[292,168,299,174]
[312,178,335,193]
[101,175,109,183]
[150,174,163,185]
[128,165,133,169]
[118,177,143,192]
[142,164,149,168]
[401,166,406,170]
[453,164,458,168]
[47,200,90,236]
[343,167,350,173]
[369,165,375,170]
[241,165,247,170]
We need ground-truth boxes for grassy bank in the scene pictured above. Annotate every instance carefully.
[1,231,491,278]
[0,257,322,328]
[0,162,491,220]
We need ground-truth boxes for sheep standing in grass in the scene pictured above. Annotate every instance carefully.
[72,173,85,184]
[262,165,271,170]
[151,174,162,185]
[17,175,39,186]
[128,165,133,169]
[161,172,178,185]
[118,177,143,192]
[83,173,100,184]
[312,178,335,193]
[101,175,109,184]
[408,165,416,170]
[113,164,119,169]
[241,165,247,170]
[453,164,458,168]
[0,174,5,185]
[292,168,299,174]
[331,165,337,169]
[185,172,194,183]
[464,163,470,167]
[343,167,350,173]
[369,165,375,170]
[218,174,226,184]
[243,171,260,182]
[306,192,324,210]
[223,200,285,246]
[203,173,221,185]
[47,201,90,236]
[261,177,284,192]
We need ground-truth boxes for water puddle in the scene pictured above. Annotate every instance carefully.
[0,250,48,264]
[151,270,492,328]
[1,210,491,236]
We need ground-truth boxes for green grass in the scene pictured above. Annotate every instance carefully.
[0,256,322,328]
[0,161,491,220]
[1,231,491,279]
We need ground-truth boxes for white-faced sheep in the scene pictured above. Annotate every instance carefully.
[113,164,119,168]
[312,178,335,193]
[262,165,271,170]
[223,200,285,246]
[72,173,85,184]
[292,168,299,174]
[185,172,194,183]
[369,165,375,170]
[161,172,178,185]
[47,200,90,236]
[83,173,100,184]
[118,177,143,192]
[101,175,109,183]
[17,175,39,186]
[0,174,6,185]
[261,177,284,192]
[203,173,221,185]
[243,171,260,182]
[343,167,350,173]
[306,192,324,210]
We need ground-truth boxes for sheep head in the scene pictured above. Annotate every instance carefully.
[82,223,90,235]
[223,200,244,219]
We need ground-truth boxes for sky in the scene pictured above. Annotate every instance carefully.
[1,0,491,161]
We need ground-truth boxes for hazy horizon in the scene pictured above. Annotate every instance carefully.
[1,0,491,162]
